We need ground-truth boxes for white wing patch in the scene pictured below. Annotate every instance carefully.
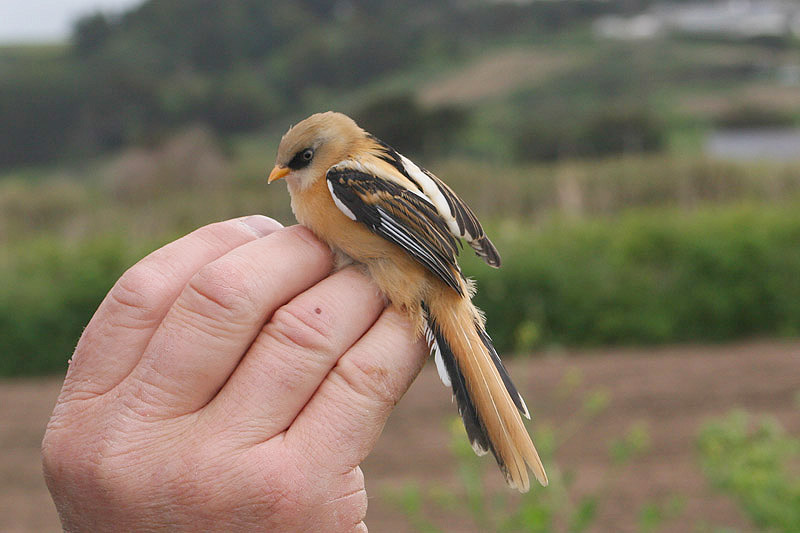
[327,179,357,220]
[375,207,442,268]
[334,157,429,202]
[398,154,472,241]
[424,319,451,387]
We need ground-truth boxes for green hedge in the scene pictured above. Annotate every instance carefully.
[0,237,143,376]
[469,204,800,353]
[2,203,800,376]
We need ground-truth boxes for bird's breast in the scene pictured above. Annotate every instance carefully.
[289,177,373,256]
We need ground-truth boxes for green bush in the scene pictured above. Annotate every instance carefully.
[697,411,800,532]
[0,59,86,166]
[468,203,800,353]
[3,200,800,376]
[715,105,798,130]
[0,236,144,376]
[513,106,666,162]
[353,93,469,159]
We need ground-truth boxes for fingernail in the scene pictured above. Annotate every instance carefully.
[239,215,283,237]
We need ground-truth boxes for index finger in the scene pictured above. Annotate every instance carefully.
[62,216,282,397]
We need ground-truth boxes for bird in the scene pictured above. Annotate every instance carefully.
[268,111,547,491]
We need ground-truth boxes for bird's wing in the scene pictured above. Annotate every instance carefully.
[368,136,501,267]
[326,156,466,295]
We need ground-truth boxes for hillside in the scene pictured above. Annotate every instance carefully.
[0,0,610,168]
[4,0,798,170]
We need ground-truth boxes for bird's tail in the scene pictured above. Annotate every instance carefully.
[422,293,548,492]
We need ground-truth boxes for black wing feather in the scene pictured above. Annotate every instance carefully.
[327,166,465,295]
[369,136,501,267]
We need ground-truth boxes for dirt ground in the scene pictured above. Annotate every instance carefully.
[1,340,797,532]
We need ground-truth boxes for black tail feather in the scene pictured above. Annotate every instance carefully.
[476,324,530,419]
[423,304,498,461]
[421,302,546,490]
[423,304,490,454]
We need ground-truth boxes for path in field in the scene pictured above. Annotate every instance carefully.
[417,47,580,106]
[1,341,797,532]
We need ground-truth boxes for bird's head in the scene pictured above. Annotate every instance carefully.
[269,111,363,192]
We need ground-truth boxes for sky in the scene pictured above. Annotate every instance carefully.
[0,0,142,44]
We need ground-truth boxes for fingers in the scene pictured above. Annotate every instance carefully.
[202,266,386,439]
[63,215,282,397]
[124,225,334,417]
[286,306,428,471]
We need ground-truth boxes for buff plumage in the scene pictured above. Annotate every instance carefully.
[268,111,547,491]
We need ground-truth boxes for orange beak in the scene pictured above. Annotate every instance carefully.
[268,165,290,183]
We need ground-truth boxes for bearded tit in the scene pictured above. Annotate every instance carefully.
[268,112,547,491]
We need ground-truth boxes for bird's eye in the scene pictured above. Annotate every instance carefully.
[288,148,315,170]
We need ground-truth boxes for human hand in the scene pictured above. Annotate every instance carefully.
[41,216,428,532]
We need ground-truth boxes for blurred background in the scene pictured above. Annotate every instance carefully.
[1,0,799,531]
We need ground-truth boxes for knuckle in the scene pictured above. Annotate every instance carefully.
[41,428,74,480]
[193,218,262,247]
[334,356,399,409]
[109,263,172,321]
[42,414,133,496]
[321,468,368,531]
[285,224,328,253]
[279,226,334,267]
[118,375,176,418]
[185,258,258,319]
[348,489,369,527]
[328,489,369,531]
[265,302,337,354]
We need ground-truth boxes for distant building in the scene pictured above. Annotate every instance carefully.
[594,14,663,40]
[594,0,800,40]
[707,128,800,161]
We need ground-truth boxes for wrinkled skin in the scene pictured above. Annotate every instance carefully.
[42,216,427,532]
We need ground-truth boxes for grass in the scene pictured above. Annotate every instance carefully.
[9,136,800,248]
